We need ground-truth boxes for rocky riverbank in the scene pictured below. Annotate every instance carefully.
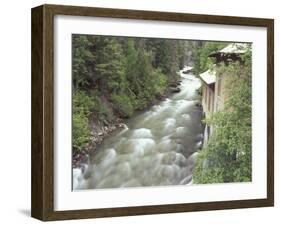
[72,78,182,169]
[72,73,204,190]
[72,119,127,168]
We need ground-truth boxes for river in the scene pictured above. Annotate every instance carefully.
[73,68,203,190]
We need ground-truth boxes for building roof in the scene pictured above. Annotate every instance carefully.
[209,43,248,57]
[219,43,247,54]
[199,69,216,85]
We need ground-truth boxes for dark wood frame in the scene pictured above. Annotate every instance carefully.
[31,4,274,221]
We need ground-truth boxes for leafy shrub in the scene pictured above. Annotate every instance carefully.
[151,69,168,96]
[92,94,114,124]
[73,90,95,116]
[72,91,95,151]
[193,54,252,184]
[193,42,227,75]
[73,112,91,151]
[110,93,134,118]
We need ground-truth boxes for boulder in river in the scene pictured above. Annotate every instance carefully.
[170,87,181,93]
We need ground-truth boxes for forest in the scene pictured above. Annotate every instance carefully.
[193,44,252,183]
[73,35,191,157]
[72,35,252,186]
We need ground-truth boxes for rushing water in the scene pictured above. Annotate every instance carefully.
[73,69,203,190]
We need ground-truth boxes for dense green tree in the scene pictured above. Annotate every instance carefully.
[94,38,126,93]
[193,42,227,75]
[72,34,251,184]
[72,90,95,151]
[72,35,189,152]
[152,40,180,81]
[193,48,252,183]
[72,35,96,89]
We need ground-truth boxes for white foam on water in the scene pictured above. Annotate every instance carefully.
[99,148,117,168]
[174,127,189,138]
[195,141,203,149]
[73,168,83,190]
[116,126,129,136]
[182,114,191,121]
[73,72,203,190]
[163,118,176,132]
[132,128,153,138]
[164,118,176,127]
[175,100,194,114]
[179,175,193,185]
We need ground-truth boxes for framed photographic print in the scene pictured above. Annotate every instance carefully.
[31,4,274,221]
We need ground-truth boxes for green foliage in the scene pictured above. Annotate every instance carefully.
[150,39,182,81]
[193,42,227,75]
[72,35,188,152]
[94,38,126,92]
[110,93,134,118]
[193,49,252,183]
[72,91,95,151]
[72,90,114,150]
[73,90,95,116]
[122,39,170,109]
[151,69,168,96]
[73,112,91,151]
[91,93,114,124]
[72,35,96,89]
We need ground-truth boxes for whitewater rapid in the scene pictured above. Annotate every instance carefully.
[73,68,203,190]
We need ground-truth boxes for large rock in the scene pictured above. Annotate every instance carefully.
[170,87,181,93]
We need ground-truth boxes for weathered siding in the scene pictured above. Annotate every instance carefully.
[214,74,228,112]
[201,84,215,117]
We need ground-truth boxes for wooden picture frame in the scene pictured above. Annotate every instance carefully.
[31,4,274,221]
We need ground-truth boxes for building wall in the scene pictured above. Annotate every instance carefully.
[201,83,215,147]
[214,74,229,113]
[203,73,231,147]
[201,74,229,147]
[202,74,229,117]
[201,84,215,118]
